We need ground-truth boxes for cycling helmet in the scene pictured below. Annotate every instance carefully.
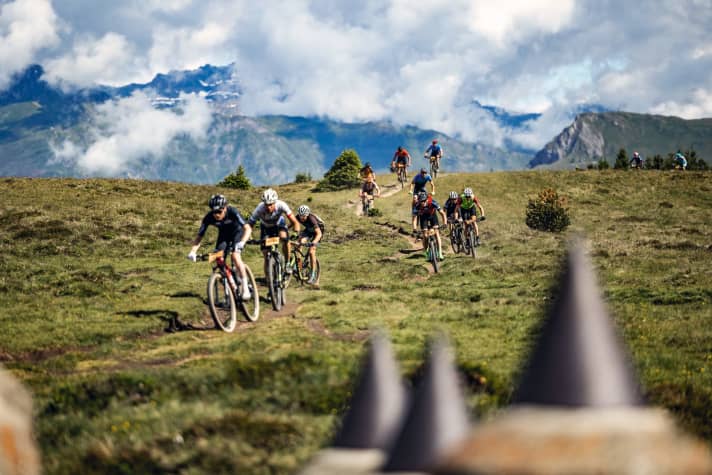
[420,167,427,173]
[449,191,458,199]
[262,188,278,204]
[297,205,310,217]
[417,191,429,202]
[364,162,371,168]
[397,146,403,152]
[633,152,640,158]
[209,194,227,211]
[463,187,473,197]
[432,139,438,144]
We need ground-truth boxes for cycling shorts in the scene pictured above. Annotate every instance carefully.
[418,213,439,230]
[461,208,477,221]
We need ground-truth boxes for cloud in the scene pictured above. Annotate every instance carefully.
[52,92,213,174]
[5,0,712,154]
[0,0,60,89]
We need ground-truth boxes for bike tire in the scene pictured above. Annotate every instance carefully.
[430,161,438,179]
[450,226,462,254]
[467,228,477,259]
[362,200,370,216]
[279,254,287,306]
[239,265,260,322]
[267,254,283,311]
[429,238,440,273]
[207,273,237,332]
[304,258,321,285]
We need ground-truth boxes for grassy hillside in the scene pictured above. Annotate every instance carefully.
[1,169,711,474]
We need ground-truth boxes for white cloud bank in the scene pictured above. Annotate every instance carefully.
[5,0,712,151]
[52,92,213,174]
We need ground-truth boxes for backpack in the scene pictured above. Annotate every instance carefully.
[312,214,326,232]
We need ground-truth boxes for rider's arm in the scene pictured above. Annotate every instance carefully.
[312,222,323,244]
[239,224,252,246]
[438,208,448,225]
[429,179,435,195]
[474,197,485,217]
[287,213,301,233]
[375,183,381,197]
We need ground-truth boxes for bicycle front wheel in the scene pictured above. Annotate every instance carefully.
[239,265,259,322]
[267,254,283,311]
[467,228,477,259]
[450,227,463,254]
[303,257,321,284]
[429,238,440,273]
[207,273,237,332]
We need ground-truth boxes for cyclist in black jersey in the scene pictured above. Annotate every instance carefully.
[296,205,323,284]
[187,194,253,300]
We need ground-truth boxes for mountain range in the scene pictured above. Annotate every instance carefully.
[1,64,710,185]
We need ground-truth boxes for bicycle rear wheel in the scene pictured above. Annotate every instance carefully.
[267,254,283,311]
[207,273,237,332]
[239,265,259,322]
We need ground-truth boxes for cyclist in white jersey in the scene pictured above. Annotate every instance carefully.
[243,188,300,279]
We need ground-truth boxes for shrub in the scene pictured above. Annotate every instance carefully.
[294,172,312,183]
[614,148,629,169]
[525,188,571,233]
[646,154,664,169]
[597,159,610,170]
[315,149,362,192]
[218,165,251,189]
[368,207,382,217]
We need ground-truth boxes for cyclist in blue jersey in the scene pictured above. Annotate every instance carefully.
[424,139,443,171]
[409,167,434,197]
[412,191,447,260]
[187,194,253,300]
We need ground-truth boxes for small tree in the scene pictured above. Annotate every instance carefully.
[685,148,709,170]
[525,188,571,233]
[614,148,629,169]
[597,159,610,170]
[646,154,664,169]
[315,149,362,191]
[218,165,251,189]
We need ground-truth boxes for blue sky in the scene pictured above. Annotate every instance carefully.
[2,0,711,155]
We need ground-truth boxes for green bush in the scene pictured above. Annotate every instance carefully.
[218,165,251,189]
[295,172,312,183]
[597,159,610,170]
[525,188,571,233]
[315,149,362,192]
[368,207,382,217]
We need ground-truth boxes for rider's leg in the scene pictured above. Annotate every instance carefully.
[231,250,251,298]
[280,228,291,272]
[435,228,444,259]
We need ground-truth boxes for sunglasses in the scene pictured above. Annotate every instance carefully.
[212,207,225,214]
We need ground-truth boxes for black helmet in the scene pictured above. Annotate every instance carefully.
[417,191,428,202]
[209,194,227,211]
[398,146,403,151]
[364,162,371,168]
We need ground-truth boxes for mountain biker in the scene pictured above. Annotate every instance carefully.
[409,168,435,202]
[295,205,323,284]
[412,191,447,260]
[674,151,687,170]
[444,191,461,234]
[630,151,643,169]
[424,139,443,171]
[390,146,412,177]
[359,162,376,182]
[243,188,300,280]
[187,194,253,300]
[359,175,381,209]
[458,187,485,246]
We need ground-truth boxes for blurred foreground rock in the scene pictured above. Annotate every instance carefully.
[0,366,39,475]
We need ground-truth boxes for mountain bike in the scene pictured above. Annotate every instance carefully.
[250,237,287,311]
[462,216,485,259]
[415,228,441,273]
[449,219,465,254]
[288,240,321,285]
[197,249,259,332]
[427,155,440,179]
[361,193,375,216]
[396,163,408,189]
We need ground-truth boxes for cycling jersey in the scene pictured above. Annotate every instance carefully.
[459,195,480,211]
[425,144,442,157]
[298,214,324,240]
[444,198,460,218]
[197,206,247,250]
[248,200,293,228]
[360,167,375,180]
[393,149,410,164]
[415,198,442,229]
[411,174,432,193]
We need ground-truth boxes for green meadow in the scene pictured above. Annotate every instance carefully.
[0,169,710,474]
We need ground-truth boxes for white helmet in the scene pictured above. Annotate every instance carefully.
[449,191,458,199]
[262,188,278,204]
[297,205,310,217]
[463,187,473,197]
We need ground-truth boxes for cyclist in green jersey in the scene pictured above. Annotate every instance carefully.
[458,187,485,246]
